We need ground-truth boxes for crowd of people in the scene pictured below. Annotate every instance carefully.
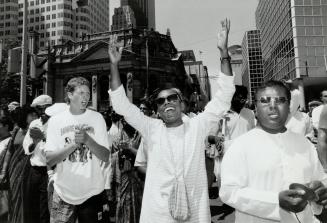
[0,20,327,223]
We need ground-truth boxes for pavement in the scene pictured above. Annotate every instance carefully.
[210,185,235,223]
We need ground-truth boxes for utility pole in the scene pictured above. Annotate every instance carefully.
[20,0,28,106]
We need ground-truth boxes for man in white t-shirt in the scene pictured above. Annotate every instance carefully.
[45,77,110,223]
[108,20,235,223]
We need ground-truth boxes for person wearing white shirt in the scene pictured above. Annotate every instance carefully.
[220,80,327,223]
[22,94,52,223]
[286,89,313,137]
[45,77,110,223]
[108,20,235,223]
[312,90,327,130]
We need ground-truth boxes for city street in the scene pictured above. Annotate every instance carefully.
[210,184,235,223]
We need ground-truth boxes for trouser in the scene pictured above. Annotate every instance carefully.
[25,166,50,223]
[50,189,105,223]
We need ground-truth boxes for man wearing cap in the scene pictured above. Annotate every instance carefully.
[23,94,52,223]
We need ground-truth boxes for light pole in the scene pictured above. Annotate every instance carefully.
[20,0,28,106]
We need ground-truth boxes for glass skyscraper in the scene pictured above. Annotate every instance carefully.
[256,0,327,105]
[241,30,264,104]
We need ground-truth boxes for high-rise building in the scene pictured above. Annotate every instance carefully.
[256,0,327,107]
[228,45,243,85]
[180,50,211,107]
[241,30,264,104]
[0,0,19,40]
[5,0,110,48]
[111,0,155,31]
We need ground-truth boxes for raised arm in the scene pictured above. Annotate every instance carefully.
[196,19,235,133]
[218,19,232,76]
[108,36,155,138]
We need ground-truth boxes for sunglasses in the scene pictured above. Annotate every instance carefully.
[257,96,288,105]
[155,94,180,106]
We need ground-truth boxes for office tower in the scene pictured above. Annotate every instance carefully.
[15,0,109,48]
[256,0,327,106]
[228,45,243,85]
[111,0,155,30]
[0,0,19,40]
[241,30,264,104]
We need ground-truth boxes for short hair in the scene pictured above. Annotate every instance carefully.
[320,90,327,97]
[234,85,248,97]
[65,77,90,103]
[0,116,14,131]
[10,105,36,130]
[255,80,291,102]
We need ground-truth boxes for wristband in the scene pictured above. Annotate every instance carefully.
[220,56,231,62]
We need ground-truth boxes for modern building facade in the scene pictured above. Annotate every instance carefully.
[0,0,19,40]
[111,0,155,31]
[256,0,327,107]
[179,50,211,109]
[228,45,243,85]
[5,0,110,48]
[241,30,264,104]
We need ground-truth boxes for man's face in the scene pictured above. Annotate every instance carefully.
[35,104,51,124]
[156,89,182,125]
[231,93,247,112]
[321,91,327,104]
[255,86,290,133]
[139,104,151,116]
[68,85,90,111]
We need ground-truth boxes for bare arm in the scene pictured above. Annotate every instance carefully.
[218,19,232,76]
[109,35,123,91]
[46,144,77,168]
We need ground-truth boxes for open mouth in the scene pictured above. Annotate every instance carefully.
[81,101,88,107]
[164,107,175,112]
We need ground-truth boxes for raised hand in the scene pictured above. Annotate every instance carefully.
[217,18,230,53]
[108,35,123,65]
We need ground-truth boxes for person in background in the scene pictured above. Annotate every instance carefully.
[7,106,38,223]
[108,19,235,222]
[286,89,313,137]
[23,95,53,223]
[308,100,322,118]
[312,90,327,130]
[207,85,255,188]
[220,80,327,223]
[0,116,14,223]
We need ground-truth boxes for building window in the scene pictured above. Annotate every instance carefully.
[52,5,56,10]
[52,22,56,27]
[52,14,56,19]
[51,31,55,36]
[46,6,50,12]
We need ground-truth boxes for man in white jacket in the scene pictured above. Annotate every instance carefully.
[108,20,235,223]
[220,80,327,223]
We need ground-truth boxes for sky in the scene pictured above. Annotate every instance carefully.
[109,0,259,92]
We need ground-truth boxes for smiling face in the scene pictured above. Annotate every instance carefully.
[68,85,90,115]
[156,89,183,127]
[255,86,290,134]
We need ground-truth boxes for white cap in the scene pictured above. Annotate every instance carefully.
[45,103,68,116]
[31,95,52,107]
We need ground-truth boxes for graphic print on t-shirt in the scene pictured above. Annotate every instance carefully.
[61,124,95,163]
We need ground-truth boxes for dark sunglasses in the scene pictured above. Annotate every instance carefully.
[155,94,180,106]
[257,96,288,105]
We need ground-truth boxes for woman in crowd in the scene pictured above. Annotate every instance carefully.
[6,105,38,223]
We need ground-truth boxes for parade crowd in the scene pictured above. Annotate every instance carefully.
[1,20,327,223]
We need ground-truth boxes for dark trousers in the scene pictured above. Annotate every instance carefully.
[50,190,105,223]
[25,166,50,223]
